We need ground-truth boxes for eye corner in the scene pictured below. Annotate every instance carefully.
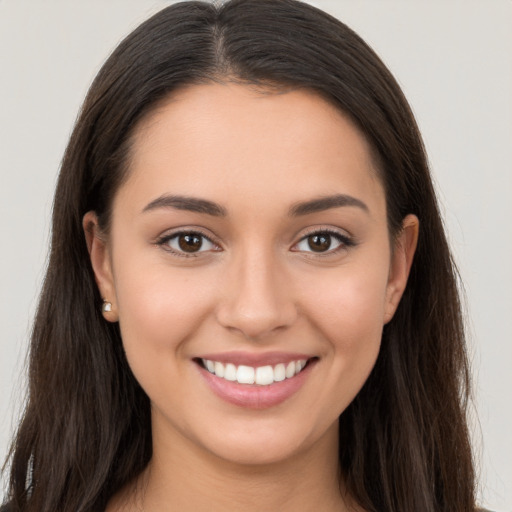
[291,227,357,256]
[155,229,222,257]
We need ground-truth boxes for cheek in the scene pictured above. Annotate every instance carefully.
[302,262,390,351]
[112,255,217,360]
[282,262,390,428]
[112,259,221,416]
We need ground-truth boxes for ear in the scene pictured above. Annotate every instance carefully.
[83,211,119,322]
[384,214,419,324]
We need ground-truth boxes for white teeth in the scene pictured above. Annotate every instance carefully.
[236,365,255,384]
[285,361,296,378]
[274,363,286,382]
[214,361,224,378]
[201,358,310,386]
[224,363,237,381]
[295,360,305,374]
[255,365,274,385]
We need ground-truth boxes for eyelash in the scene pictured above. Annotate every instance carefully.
[156,230,220,258]
[293,228,356,256]
[155,228,356,258]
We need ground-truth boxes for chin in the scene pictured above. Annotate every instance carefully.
[214,435,303,466]
[189,415,339,468]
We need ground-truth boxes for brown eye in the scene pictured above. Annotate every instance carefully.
[293,230,352,255]
[161,231,217,255]
[307,233,332,252]
[178,233,203,252]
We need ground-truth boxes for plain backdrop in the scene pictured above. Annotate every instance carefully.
[0,1,510,510]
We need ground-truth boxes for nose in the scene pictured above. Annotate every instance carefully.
[215,248,298,340]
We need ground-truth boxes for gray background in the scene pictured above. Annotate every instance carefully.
[1,1,511,509]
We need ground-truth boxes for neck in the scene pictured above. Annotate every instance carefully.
[109,417,359,512]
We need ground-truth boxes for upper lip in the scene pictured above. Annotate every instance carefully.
[195,351,315,367]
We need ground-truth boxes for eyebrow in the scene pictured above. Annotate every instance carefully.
[288,194,369,216]
[142,193,368,217]
[142,194,227,216]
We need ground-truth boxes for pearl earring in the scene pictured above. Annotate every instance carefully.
[102,300,113,313]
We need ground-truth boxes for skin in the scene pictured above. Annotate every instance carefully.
[84,83,418,511]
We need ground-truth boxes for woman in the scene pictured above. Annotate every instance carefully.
[2,0,480,510]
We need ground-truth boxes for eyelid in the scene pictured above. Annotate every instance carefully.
[155,227,222,257]
[291,226,356,255]
[154,225,355,257]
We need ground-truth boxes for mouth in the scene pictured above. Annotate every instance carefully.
[196,357,314,386]
[193,354,318,409]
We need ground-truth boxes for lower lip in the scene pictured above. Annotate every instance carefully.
[196,360,316,409]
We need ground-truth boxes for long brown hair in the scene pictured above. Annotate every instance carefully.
[3,1,476,510]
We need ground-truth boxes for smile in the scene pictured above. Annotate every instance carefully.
[195,354,317,409]
[201,358,308,386]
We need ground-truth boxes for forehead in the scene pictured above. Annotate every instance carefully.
[117,83,385,218]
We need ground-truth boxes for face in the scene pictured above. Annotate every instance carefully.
[85,83,417,467]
